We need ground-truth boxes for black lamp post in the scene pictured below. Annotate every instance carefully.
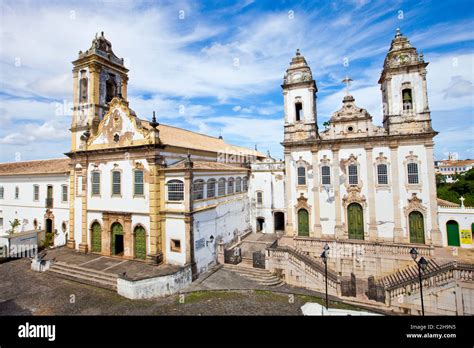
[320,243,330,310]
[410,247,429,316]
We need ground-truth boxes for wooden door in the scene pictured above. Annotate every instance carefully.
[409,211,425,244]
[446,220,460,246]
[298,209,309,237]
[348,203,364,240]
[134,226,146,260]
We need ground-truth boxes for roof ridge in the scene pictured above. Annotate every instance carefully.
[0,157,69,166]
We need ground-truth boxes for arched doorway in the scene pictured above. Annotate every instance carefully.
[134,225,146,260]
[45,219,53,234]
[111,222,124,255]
[409,211,425,244]
[256,217,265,232]
[297,209,309,237]
[446,220,460,247]
[347,203,364,240]
[274,212,285,232]
[91,222,102,253]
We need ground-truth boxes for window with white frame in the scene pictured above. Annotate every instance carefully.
[257,191,263,205]
[112,171,121,195]
[236,177,242,192]
[228,178,234,194]
[134,170,144,196]
[321,165,331,185]
[218,178,226,196]
[377,164,389,185]
[348,164,358,185]
[15,186,19,199]
[193,179,205,200]
[207,179,216,198]
[168,180,184,201]
[33,185,39,201]
[297,166,306,185]
[62,185,68,202]
[407,162,419,184]
[91,171,101,195]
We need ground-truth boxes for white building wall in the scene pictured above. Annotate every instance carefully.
[438,207,474,248]
[0,174,70,247]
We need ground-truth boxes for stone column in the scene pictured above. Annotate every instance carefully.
[365,145,378,241]
[147,159,163,264]
[284,151,294,236]
[425,143,443,246]
[421,72,429,112]
[311,147,322,237]
[66,167,76,249]
[102,213,111,256]
[124,214,133,259]
[332,147,343,238]
[89,63,101,133]
[184,160,197,278]
[78,163,89,253]
[283,91,288,123]
[389,143,404,243]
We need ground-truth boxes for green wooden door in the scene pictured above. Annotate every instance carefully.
[298,209,309,237]
[91,222,102,252]
[409,211,425,244]
[446,220,460,246]
[348,203,364,240]
[134,226,146,260]
[111,222,124,255]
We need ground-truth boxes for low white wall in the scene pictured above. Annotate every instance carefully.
[117,265,192,299]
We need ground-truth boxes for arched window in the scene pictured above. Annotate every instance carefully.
[295,102,303,121]
[243,177,248,191]
[218,178,226,196]
[227,178,235,194]
[167,180,184,201]
[207,179,216,198]
[80,77,88,102]
[377,164,388,185]
[321,165,331,185]
[112,171,121,195]
[348,164,358,185]
[297,166,306,185]
[407,162,419,184]
[402,88,413,110]
[106,74,116,103]
[193,179,205,200]
[236,177,242,193]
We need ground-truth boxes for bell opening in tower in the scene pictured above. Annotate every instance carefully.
[295,102,303,121]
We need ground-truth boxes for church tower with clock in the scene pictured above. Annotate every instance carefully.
[282,49,318,143]
[378,28,434,135]
[70,32,129,152]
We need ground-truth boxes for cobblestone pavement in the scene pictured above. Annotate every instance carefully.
[0,258,315,315]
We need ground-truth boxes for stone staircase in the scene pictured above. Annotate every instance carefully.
[47,261,118,291]
[223,263,284,287]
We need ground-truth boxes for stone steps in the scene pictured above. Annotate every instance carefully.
[223,264,284,287]
[47,261,118,291]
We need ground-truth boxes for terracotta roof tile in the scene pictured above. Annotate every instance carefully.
[437,198,460,207]
[0,158,70,176]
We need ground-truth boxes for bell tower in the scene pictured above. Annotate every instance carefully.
[70,32,129,151]
[379,28,433,135]
[282,49,318,143]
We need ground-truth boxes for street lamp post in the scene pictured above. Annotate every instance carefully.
[410,247,429,316]
[320,243,330,310]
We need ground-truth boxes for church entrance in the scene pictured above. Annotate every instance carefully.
[91,222,102,253]
[111,222,124,255]
[347,203,364,240]
[297,209,309,237]
[274,212,285,232]
[409,211,425,244]
[256,218,265,232]
[134,226,146,260]
[446,220,460,247]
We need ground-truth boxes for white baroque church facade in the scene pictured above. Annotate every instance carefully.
[0,29,447,284]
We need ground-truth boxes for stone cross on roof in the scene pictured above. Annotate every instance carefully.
[342,75,353,95]
[460,196,465,208]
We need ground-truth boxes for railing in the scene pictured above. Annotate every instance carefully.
[293,237,434,257]
[45,198,53,208]
[267,245,341,291]
[382,261,474,300]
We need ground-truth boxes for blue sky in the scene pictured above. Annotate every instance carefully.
[0,0,473,162]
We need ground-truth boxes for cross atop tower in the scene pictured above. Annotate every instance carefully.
[342,75,353,95]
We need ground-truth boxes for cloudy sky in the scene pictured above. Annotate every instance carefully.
[0,0,472,162]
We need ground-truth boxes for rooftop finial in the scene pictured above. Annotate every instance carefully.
[395,28,401,38]
[101,31,104,37]
[342,75,353,96]
[296,48,301,56]
[150,110,159,129]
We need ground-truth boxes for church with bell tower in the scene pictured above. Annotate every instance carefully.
[280,28,442,247]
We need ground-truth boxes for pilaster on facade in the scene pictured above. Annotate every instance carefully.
[425,143,443,246]
[332,147,343,238]
[284,151,294,236]
[311,148,322,237]
[66,167,76,249]
[147,157,164,264]
[78,162,89,253]
[365,145,378,241]
[389,143,406,243]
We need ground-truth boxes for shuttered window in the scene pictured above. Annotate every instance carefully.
[91,171,101,195]
[134,170,144,196]
[112,171,121,195]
